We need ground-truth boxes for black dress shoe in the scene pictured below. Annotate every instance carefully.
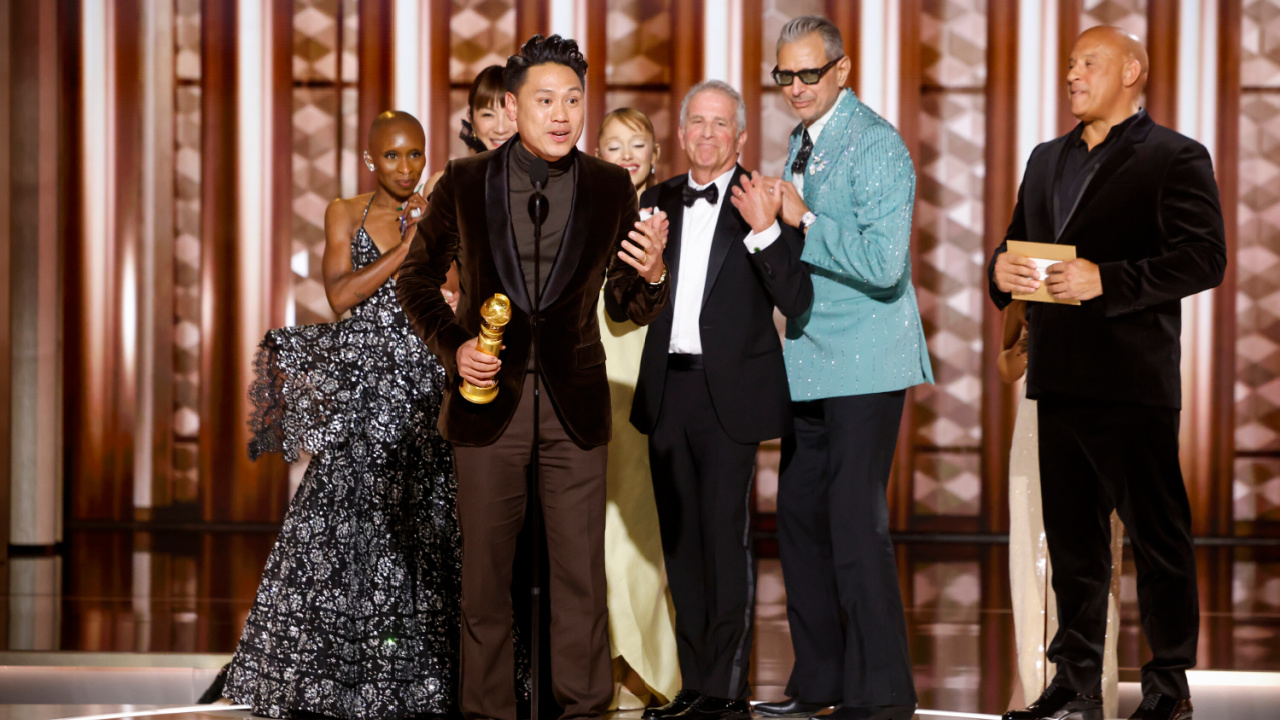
[644,690,705,720]
[673,696,751,720]
[755,698,833,717]
[822,706,915,720]
[1129,694,1192,720]
[1002,682,1102,720]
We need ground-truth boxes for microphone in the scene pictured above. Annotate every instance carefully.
[529,155,549,192]
[528,156,550,224]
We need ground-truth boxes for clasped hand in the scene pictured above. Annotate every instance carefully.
[994,251,1102,302]
[731,175,811,230]
[730,171,784,233]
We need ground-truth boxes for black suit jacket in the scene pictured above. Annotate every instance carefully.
[988,112,1226,409]
[397,137,669,449]
[627,168,813,444]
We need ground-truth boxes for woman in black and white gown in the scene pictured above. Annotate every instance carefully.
[222,111,457,720]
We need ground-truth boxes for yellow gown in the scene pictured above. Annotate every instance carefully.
[598,293,681,709]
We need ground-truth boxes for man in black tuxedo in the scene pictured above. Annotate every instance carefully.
[990,27,1225,720]
[625,80,812,720]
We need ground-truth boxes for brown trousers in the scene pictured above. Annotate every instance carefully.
[452,379,611,720]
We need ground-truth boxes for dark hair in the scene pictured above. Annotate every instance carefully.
[468,65,507,114]
[503,34,588,95]
[461,65,507,153]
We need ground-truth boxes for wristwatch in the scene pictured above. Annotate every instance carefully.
[648,266,669,287]
[800,211,819,232]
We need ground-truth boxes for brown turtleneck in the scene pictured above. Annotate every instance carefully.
[510,141,576,371]
[509,141,575,303]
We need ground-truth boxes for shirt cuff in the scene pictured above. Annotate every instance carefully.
[744,221,781,253]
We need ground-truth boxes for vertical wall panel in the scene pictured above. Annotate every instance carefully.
[982,0,1018,533]
[292,0,354,327]
[584,0,607,152]
[357,0,392,194]
[910,0,988,527]
[894,0,922,532]
[137,0,178,518]
[515,0,548,49]
[172,0,203,505]
[445,0,516,162]
[604,0,676,176]
[197,0,241,522]
[1233,0,1280,531]
[0,0,13,558]
[1212,1,1240,537]
[72,0,136,523]
[668,0,704,178]
[740,0,762,172]
[1058,0,1082,134]
[197,0,288,524]
[1082,0,1148,40]
[109,0,146,522]
[1146,0,1179,126]
[450,0,516,82]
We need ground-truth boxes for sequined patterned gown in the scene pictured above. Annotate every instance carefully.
[224,214,460,720]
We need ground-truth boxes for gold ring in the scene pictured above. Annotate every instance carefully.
[641,251,648,264]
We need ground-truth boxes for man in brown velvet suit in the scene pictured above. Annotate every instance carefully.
[396,35,670,720]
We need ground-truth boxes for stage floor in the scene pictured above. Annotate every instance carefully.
[0,674,1277,720]
[0,532,1276,718]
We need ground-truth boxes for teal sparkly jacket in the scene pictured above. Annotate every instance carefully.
[783,89,934,400]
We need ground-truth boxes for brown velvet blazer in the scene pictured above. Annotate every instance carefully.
[396,136,669,449]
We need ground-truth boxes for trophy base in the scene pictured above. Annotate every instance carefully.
[459,381,498,404]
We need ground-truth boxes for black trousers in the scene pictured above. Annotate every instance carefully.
[1037,394,1198,699]
[777,390,916,708]
[648,364,758,701]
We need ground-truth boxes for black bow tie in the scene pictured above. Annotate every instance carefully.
[683,183,719,207]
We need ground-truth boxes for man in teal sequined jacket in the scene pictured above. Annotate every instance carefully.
[752,15,932,720]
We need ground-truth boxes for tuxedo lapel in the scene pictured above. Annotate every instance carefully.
[1058,142,1134,239]
[800,91,855,200]
[702,166,748,308]
[658,180,685,305]
[1050,137,1069,240]
[1055,113,1153,240]
[485,142,532,314]
[539,150,590,310]
[784,126,802,183]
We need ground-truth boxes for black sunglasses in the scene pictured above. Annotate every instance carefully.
[771,57,844,86]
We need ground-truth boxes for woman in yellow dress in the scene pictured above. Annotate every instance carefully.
[1000,301,1124,719]
[595,108,681,710]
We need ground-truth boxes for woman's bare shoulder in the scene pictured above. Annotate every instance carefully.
[325,194,373,237]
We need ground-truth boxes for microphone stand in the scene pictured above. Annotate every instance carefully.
[526,157,550,720]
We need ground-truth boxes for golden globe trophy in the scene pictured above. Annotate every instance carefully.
[459,293,512,404]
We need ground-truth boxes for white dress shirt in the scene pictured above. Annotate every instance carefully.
[669,167,782,353]
[669,168,737,355]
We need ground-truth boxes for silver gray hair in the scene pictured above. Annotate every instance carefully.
[777,15,845,62]
[678,80,748,133]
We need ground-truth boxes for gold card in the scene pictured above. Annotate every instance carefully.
[1006,240,1080,306]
